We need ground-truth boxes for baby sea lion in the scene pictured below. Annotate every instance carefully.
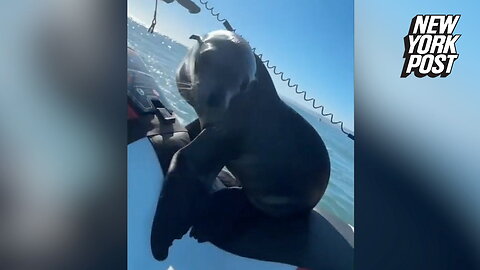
[151,30,330,261]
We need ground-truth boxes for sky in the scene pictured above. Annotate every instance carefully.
[128,0,354,130]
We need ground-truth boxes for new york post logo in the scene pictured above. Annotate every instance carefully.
[401,15,461,78]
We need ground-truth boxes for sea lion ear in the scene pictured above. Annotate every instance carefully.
[189,35,203,44]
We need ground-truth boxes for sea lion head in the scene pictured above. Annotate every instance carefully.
[176,30,256,126]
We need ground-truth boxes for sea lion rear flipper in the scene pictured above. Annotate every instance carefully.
[207,210,354,270]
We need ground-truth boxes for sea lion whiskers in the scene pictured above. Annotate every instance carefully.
[177,80,195,91]
[177,88,193,93]
[177,81,193,86]
[177,87,194,92]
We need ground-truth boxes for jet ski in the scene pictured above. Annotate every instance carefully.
[127,48,354,270]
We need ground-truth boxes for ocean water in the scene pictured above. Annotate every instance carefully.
[127,18,354,226]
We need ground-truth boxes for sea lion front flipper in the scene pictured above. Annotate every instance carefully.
[168,126,235,184]
[151,126,235,260]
